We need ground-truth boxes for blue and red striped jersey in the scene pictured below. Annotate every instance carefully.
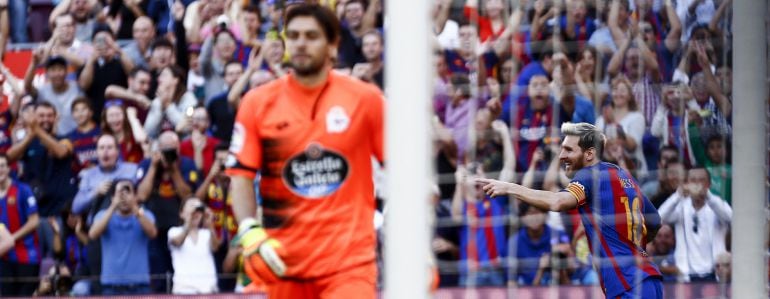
[563,162,661,297]
[513,97,556,173]
[66,126,101,173]
[0,180,40,264]
[459,195,508,273]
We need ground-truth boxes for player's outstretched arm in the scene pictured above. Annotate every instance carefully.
[476,178,578,212]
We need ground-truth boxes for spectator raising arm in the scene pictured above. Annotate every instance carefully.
[543,146,569,192]
[607,0,626,47]
[606,36,630,77]
[658,188,685,224]
[450,167,468,223]
[491,120,516,183]
[7,121,35,161]
[48,0,70,26]
[23,48,46,98]
[104,85,152,109]
[88,195,118,239]
[434,0,451,35]
[360,0,379,34]
[491,7,524,58]
[521,148,545,189]
[694,43,730,116]
[531,0,555,41]
[0,1,7,59]
[172,0,190,72]
[708,0,731,35]
[136,153,160,203]
[633,30,662,81]
[0,63,24,119]
[126,107,148,145]
[134,205,157,239]
[228,45,263,108]
[663,0,682,52]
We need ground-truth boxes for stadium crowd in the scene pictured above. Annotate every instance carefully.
[0,0,738,296]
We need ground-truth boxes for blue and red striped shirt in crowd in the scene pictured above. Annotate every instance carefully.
[0,180,40,264]
[512,97,557,173]
[563,162,661,298]
[459,195,508,275]
[65,126,101,174]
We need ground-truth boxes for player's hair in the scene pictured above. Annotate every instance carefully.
[286,4,341,44]
[561,122,606,157]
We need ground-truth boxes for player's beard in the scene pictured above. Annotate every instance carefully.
[563,156,586,179]
[291,53,327,77]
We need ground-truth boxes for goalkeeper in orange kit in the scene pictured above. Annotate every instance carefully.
[225,3,385,298]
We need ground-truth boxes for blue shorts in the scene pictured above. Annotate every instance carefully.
[617,277,663,299]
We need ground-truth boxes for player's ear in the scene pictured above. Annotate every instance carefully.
[584,147,595,162]
[328,45,338,61]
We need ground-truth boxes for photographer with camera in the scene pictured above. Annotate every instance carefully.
[658,167,731,283]
[78,25,134,124]
[168,198,220,294]
[136,131,199,293]
[194,143,236,291]
[88,179,157,295]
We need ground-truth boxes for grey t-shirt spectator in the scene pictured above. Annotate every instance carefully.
[36,81,82,135]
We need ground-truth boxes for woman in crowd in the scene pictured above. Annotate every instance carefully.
[102,101,146,163]
[144,65,197,138]
[596,76,648,178]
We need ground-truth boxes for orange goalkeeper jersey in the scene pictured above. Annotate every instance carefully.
[227,70,385,279]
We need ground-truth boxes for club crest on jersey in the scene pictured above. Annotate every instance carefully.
[282,143,349,199]
[326,106,350,133]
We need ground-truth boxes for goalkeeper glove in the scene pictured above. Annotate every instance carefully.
[238,218,287,282]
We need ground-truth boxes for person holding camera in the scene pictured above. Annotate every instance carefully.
[168,198,220,294]
[658,167,731,283]
[88,179,157,295]
[78,25,134,124]
[136,130,199,293]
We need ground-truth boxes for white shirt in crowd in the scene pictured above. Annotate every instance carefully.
[168,227,219,294]
[658,190,732,281]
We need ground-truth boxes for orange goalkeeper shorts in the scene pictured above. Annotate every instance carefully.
[260,261,376,299]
